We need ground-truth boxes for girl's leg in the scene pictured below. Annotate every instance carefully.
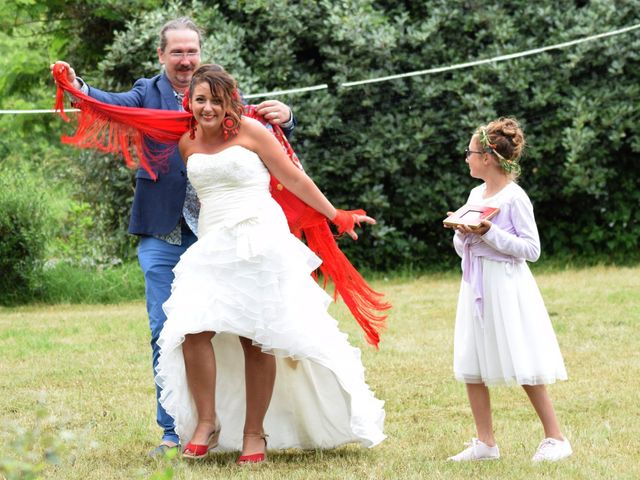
[466,383,496,446]
[183,331,218,443]
[522,384,563,440]
[448,383,500,461]
[239,336,276,455]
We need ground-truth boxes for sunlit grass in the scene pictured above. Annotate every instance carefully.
[1,265,638,479]
[37,261,145,304]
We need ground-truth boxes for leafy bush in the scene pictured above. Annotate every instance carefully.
[89,1,640,270]
[8,0,640,272]
[0,167,50,305]
[46,150,138,264]
[39,261,145,304]
[0,400,73,480]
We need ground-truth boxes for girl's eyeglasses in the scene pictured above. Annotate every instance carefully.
[464,148,485,159]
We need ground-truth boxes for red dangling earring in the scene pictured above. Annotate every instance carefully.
[182,89,191,112]
[222,114,239,141]
[189,116,197,140]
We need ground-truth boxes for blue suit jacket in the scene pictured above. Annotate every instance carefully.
[87,72,296,236]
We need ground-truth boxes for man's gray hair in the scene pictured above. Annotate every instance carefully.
[159,17,202,51]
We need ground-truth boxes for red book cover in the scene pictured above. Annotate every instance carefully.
[443,204,500,229]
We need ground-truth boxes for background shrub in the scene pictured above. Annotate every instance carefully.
[2,0,639,275]
[82,0,640,269]
[38,261,145,304]
[0,167,50,305]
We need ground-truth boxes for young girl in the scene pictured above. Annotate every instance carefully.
[446,118,571,462]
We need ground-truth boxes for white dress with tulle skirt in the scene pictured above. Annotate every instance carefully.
[452,182,567,386]
[155,145,386,450]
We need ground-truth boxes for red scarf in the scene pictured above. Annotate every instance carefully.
[52,64,389,347]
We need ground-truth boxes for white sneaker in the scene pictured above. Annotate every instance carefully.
[448,438,500,461]
[532,437,572,462]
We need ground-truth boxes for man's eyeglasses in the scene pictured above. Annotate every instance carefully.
[169,52,200,59]
[464,148,485,159]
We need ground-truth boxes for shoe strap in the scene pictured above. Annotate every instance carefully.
[243,432,268,439]
[183,442,209,456]
[237,452,266,465]
[242,432,268,452]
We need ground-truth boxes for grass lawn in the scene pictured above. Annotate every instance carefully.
[1,265,639,479]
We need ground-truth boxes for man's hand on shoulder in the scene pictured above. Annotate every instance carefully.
[255,100,292,126]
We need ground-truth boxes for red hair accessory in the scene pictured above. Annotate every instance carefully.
[182,89,191,112]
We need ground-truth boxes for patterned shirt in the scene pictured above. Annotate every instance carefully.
[76,78,200,245]
[153,90,200,245]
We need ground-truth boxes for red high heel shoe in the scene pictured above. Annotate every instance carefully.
[236,432,268,465]
[182,421,222,460]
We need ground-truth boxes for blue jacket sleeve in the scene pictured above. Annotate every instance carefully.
[86,78,150,107]
[280,112,297,140]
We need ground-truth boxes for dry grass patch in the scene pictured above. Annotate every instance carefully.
[1,265,638,479]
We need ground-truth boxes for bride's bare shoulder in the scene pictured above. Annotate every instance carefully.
[240,116,273,145]
[179,132,196,163]
[241,115,266,132]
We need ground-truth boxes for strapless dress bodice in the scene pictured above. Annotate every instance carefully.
[187,145,275,236]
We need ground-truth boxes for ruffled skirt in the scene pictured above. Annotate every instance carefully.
[156,203,385,450]
[454,258,568,386]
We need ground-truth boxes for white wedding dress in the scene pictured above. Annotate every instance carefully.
[155,145,386,451]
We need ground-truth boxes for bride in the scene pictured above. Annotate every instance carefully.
[155,64,386,465]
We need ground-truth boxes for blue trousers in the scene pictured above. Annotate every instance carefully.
[137,230,197,444]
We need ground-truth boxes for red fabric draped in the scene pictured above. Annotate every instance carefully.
[53,63,191,180]
[52,65,389,347]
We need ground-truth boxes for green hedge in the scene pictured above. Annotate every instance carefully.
[0,168,50,305]
[43,1,640,270]
[38,261,145,304]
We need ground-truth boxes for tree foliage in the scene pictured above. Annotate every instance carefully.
[0,167,50,305]
[2,0,639,271]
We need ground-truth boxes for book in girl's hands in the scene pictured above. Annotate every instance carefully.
[443,204,500,229]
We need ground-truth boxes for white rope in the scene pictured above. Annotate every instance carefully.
[0,108,80,114]
[1,22,638,113]
[243,83,329,99]
[342,23,640,87]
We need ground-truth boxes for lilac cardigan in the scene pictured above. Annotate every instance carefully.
[453,182,540,321]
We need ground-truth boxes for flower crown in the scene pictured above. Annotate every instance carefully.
[477,127,521,176]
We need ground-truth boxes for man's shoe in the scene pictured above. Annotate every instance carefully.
[448,438,500,461]
[148,442,180,458]
[532,437,572,462]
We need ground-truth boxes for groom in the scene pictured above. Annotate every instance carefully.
[51,17,296,456]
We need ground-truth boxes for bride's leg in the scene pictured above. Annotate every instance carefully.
[183,331,218,443]
[239,336,275,455]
